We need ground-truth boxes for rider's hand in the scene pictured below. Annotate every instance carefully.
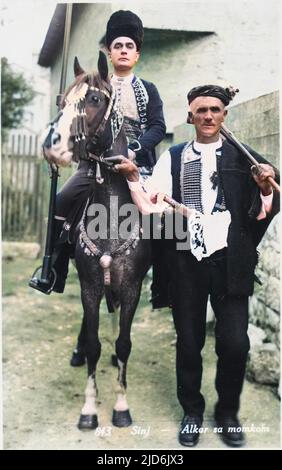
[114,156,139,182]
[251,163,275,196]
[43,146,73,167]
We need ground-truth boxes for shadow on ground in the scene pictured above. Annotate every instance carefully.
[2,257,280,450]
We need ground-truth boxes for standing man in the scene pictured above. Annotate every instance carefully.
[30,10,166,296]
[114,84,279,447]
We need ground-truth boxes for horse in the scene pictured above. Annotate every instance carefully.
[43,52,151,429]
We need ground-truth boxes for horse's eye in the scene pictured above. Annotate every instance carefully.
[90,95,101,104]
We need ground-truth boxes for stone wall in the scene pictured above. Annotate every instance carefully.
[225,92,280,168]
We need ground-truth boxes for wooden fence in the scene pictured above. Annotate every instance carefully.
[2,154,48,243]
[8,133,40,156]
[2,152,74,244]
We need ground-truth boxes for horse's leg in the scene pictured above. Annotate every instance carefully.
[78,281,103,431]
[74,312,119,368]
[112,280,142,427]
[70,313,87,367]
[110,311,119,367]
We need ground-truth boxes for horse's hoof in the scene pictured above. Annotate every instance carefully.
[111,354,118,367]
[112,409,132,427]
[70,349,86,367]
[78,414,98,430]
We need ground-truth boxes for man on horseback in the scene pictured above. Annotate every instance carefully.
[28,47,155,429]
[29,10,166,296]
[114,84,279,447]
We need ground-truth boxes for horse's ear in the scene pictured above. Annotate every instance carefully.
[74,56,85,77]
[98,51,109,81]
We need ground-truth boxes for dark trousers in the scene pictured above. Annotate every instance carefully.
[56,161,152,218]
[49,161,96,286]
[56,161,96,218]
[170,248,250,418]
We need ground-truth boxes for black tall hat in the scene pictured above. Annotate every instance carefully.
[106,10,144,51]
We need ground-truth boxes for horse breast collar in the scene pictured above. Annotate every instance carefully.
[79,199,140,286]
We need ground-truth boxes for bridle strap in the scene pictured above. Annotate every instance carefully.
[89,86,111,100]
[60,77,123,161]
[87,85,116,147]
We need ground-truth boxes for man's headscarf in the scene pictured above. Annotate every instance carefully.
[106,10,144,51]
[187,85,239,106]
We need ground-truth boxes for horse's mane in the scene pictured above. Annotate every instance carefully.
[61,72,110,109]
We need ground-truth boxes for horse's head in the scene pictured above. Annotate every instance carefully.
[43,52,123,167]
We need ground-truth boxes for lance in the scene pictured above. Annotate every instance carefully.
[32,4,73,287]
[41,3,73,283]
[220,123,280,193]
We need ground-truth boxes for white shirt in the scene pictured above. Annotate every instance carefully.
[111,73,139,121]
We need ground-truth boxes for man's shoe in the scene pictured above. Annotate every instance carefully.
[178,415,203,447]
[215,415,246,447]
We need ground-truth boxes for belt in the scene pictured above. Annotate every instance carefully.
[199,248,227,265]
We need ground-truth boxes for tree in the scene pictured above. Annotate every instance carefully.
[1,57,35,142]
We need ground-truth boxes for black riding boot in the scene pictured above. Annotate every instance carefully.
[29,220,71,295]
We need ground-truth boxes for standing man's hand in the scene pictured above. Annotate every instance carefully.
[114,156,140,182]
[251,163,275,196]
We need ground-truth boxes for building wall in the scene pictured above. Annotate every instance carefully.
[125,0,279,131]
[224,92,280,168]
[48,0,279,133]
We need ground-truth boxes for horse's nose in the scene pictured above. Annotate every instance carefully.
[51,132,61,146]
[43,126,61,149]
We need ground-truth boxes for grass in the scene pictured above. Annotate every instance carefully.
[2,256,280,450]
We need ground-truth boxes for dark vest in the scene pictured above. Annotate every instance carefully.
[170,142,186,203]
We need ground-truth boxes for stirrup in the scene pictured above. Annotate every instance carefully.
[29,266,57,295]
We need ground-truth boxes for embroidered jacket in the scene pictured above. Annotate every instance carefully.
[111,74,166,167]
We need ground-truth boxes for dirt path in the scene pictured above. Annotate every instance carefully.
[2,257,280,450]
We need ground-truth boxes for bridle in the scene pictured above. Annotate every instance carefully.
[44,76,126,180]
[65,78,124,169]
